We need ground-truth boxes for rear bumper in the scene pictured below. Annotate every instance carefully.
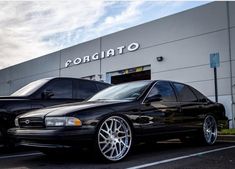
[8,127,96,148]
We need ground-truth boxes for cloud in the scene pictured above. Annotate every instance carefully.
[0,1,114,69]
[42,1,146,48]
[0,0,207,70]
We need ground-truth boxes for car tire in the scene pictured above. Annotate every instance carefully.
[199,115,218,145]
[95,115,132,162]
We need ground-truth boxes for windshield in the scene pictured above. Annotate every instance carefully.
[89,81,151,101]
[11,78,51,96]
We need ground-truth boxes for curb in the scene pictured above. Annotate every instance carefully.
[217,135,235,142]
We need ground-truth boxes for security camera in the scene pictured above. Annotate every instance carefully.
[156,56,164,62]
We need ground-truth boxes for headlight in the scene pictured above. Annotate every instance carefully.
[15,118,19,127]
[45,117,82,127]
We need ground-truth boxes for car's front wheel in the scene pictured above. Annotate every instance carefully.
[96,116,132,162]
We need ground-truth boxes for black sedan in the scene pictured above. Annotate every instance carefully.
[9,80,227,162]
[0,77,110,146]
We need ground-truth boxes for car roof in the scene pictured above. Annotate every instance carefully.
[38,77,110,85]
[152,80,187,84]
[39,78,185,86]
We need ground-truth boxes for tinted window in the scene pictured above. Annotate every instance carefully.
[173,83,197,102]
[96,83,110,91]
[11,78,51,96]
[89,81,151,101]
[43,79,72,99]
[190,87,207,102]
[75,80,98,100]
[147,81,176,102]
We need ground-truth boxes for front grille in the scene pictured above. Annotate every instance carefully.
[19,117,44,128]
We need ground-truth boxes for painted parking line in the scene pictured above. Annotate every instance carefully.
[127,145,235,169]
[0,152,43,160]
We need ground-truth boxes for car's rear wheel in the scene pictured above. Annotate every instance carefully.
[201,115,218,145]
[96,116,132,162]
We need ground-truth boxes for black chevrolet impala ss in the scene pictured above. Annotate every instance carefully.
[9,80,227,162]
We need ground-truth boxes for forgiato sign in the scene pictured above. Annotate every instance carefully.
[65,42,140,68]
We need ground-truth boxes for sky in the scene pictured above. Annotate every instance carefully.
[0,0,211,70]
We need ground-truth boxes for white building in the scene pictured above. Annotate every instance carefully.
[0,2,234,127]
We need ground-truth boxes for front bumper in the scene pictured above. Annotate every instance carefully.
[8,126,96,148]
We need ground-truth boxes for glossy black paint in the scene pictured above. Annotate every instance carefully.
[0,77,110,144]
[9,80,228,148]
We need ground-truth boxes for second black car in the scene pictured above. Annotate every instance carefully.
[0,77,110,146]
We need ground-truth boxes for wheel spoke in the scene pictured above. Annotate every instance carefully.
[110,148,115,157]
[110,120,114,132]
[117,123,122,130]
[119,134,130,138]
[118,130,127,134]
[100,132,108,140]
[118,142,122,155]
[120,140,129,148]
[101,142,110,151]
[101,129,110,136]
[114,145,119,156]
[103,146,112,155]
[208,132,212,142]
[114,120,117,131]
[104,122,109,130]
[99,140,107,144]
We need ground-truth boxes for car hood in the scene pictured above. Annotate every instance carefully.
[19,100,131,118]
[0,96,29,108]
[0,96,28,101]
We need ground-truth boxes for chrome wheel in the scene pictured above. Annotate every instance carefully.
[203,115,217,145]
[97,116,132,161]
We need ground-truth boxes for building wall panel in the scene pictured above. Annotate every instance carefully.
[151,61,230,85]
[0,68,10,84]
[101,2,227,52]
[9,52,60,81]
[9,70,59,94]
[229,1,235,27]
[231,28,235,61]
[0,82,10,96]
[101,30,229,80]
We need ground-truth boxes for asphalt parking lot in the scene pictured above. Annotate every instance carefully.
[0,140,234,169]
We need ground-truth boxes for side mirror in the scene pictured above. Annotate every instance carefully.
[145,94,162,103]
[201,98,207,102]
[41,90,54,99]
[201,98,210,104]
